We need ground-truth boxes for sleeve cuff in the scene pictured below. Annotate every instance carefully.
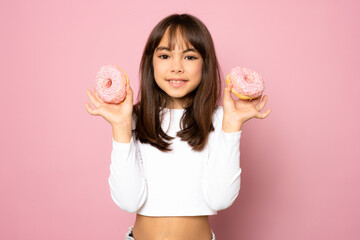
[220,129,242,140]
[112,137,133,153]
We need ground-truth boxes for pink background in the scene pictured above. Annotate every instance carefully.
[1,0,359,239]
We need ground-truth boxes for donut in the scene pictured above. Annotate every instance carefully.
[226,66,264,100]
[95,65,129,103]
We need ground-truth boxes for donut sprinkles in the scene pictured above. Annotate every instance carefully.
[227,66,264,100]
[95,65,128,103]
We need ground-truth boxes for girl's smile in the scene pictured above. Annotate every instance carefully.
[167,78,188,87]
[152,28,203,109]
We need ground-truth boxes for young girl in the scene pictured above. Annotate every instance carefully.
[85,13,271,240]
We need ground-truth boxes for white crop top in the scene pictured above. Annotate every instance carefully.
[108,106,242,216]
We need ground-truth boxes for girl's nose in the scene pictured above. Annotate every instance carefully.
[171,59,184,73]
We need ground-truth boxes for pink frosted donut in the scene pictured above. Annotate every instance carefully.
[95,65,128,103]
[226,66,264,100]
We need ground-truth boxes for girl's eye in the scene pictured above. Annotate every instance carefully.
[185,56,197,60]
[159,54,169,59]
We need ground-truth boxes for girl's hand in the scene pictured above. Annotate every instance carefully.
[84,83,133,127]
[222,82,272,132]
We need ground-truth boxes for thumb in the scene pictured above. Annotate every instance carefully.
[256,108,272,119]
[223,81,233,104]
[124,82,133,104]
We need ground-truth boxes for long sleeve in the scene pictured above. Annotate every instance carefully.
[108,137,148,213]
[202,107,242,211]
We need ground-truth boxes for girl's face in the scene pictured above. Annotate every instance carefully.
[152,29,203,109]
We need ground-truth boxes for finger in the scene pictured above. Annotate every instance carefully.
[226,79,233,88]
[123,82,133,104]
[93,88,105,104]
[126,82,133,97]
[256,95,268,112]
[223,82,233,104]
[87,89,101,108]
[250,96,261,106]
[256,108,272,119]
[84,102,99,116]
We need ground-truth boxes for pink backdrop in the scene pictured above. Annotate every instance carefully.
[1,0,359,239]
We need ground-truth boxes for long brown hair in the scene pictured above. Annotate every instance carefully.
[134,13,221,152]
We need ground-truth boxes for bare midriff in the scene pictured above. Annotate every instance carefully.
[132,213,213,240]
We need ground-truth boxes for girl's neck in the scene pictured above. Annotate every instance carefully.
[166,100,185,109]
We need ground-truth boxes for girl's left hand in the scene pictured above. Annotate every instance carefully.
[222,82,272,132]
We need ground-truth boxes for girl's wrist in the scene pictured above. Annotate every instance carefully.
[111,116,132,128]
[111,117,133,143]
[112,123,132,143]
[222,117,243,133]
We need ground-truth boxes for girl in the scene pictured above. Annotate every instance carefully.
[85,13,271,240]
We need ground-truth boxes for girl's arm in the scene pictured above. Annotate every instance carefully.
[108,133,147,213]
[85,84,148,213]
[202,107,242,211]
[108,111,148,213]
[202,84,271,211]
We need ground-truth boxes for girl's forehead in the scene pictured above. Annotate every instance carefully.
[158,27,193,50]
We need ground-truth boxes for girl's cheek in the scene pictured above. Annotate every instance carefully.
[193,61,203,74]
[154,58,166,69]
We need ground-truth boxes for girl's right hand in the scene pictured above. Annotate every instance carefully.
[85,83,133,127]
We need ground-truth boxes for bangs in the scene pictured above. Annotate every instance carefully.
[165,24,205,56]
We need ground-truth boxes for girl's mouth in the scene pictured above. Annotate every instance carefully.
[167,79,187,87]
